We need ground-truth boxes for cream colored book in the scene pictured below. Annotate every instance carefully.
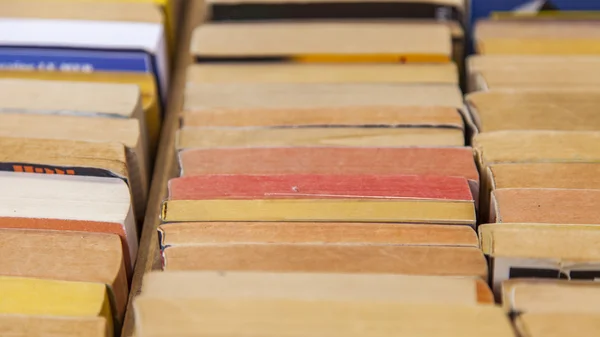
[479,223,600,293]
[142,271,494,305]
[191,22,452,63]
[0,172,137,271]
[502,279,600,315]
[466,89,600,133]
[184,83,464,110]
[488,163,600,191]
[186,63,458,85]
[134,300,514,337]
[0,113,148,219]
[0,315,108,337]
[516,312,600,337]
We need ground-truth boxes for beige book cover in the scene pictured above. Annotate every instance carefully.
[466,90,600,132]
[0,113,148,220]
[479,223,600,293]
[488,163,600,191]
[0,228,128,323]
[190,22,452,63]
[490,188,600,225]
[502,279,600,315]
[175,126,465,149]
[158,222,479,248]
[475,20,600,55]
[134,300,513,337]
[184,83,464,111]
[0,315,108,337]
[186,63,458,84]
[516,312,600,337]
[141,271,493,304]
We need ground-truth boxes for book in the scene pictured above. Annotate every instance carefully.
[490,188,600,224]
[184,83,464,111]
[0,315,108,337]
[466,89,600,132]
[502,279,600,314]
[515,313,600,337]
[467,56,600,92]
[0,228,128,322]
[0,276,113,336]
[0,172,137,273]
[0,7,169,103]
[488,163,600,191]
[475,19,600,55]
[176,127,466,149]
[167,174,474,201]
[141,271,493,304]
[133,300,513,337]
[186,63,459,84]
[0,113,148,219]
[479,223,600,293]
[158,222,480,249]
[178,147,480,199]
[190,22,452,63]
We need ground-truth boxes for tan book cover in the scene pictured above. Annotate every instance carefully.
[475,20,600,55]
[516,312,600,337]
[0,228,128,323]
[134,300,513,337]
[191,22,452,63]
[502,279,600,315]
[162,244,486,278]
[488,163,600,191]
[0,113,148,220]
[158,222,479,248]
[184,83,464,111]
[176,126,465,149]
[141,271,492,304]
[479,223,600,293]
[0,315,108,337]
[186,63,458,84]
[490,188,600,224]
[466,90,600,132]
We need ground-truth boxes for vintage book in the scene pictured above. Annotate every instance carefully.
[134,300,513,337]
[475,20,600,55]
[0,8,169,103]
[176,127,465,149]
[142,271,492,304]
[167,174,473,201]
[184,83,464,111]
[0,315,108,337]
[181,106,463,128]
[0,79,149,152]
[186,63,458,84]
[502,279,600,314]
[488,163,600,191]
[468,55,600,75]
[191,22,452,63]
[0,113,148,218]
[178,147,480,199]
[516,313,600,337]
[161,244,486,278]
[158,222,479,248]
[490,188,600,224]
[466,90,600,132]
[0,172,137,272]
[0,229,128,322]
[473,131,600,168]
[0,276,113,336]
[479,223,600,293]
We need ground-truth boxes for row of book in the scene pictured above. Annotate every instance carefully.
[468,15,600,336]
[0,1,173,336]
[129,1,527,336]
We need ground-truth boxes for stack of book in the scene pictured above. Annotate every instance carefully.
[132,1,518,336]
[0,1,172,336]
[469,11,600,336]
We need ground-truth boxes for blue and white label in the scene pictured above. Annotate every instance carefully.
[0,47,152,73]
